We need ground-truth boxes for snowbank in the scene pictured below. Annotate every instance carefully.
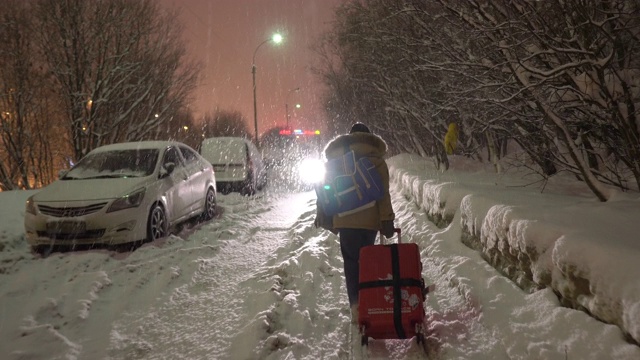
[388,153,640,345]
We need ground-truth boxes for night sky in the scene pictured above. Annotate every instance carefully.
[158,0,345,136]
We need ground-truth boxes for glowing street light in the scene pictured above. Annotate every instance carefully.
[252,33,283,147]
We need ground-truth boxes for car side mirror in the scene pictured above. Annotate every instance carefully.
[160,162,176,178]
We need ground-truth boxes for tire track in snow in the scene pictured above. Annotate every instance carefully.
[105,191,318,360]
[394,195,502,359]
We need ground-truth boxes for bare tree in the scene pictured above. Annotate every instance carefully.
[201,109,252,140]
[0,0,60,190]
[440,0,640,199]
[32,0,200,162]
[317,0,475,168]
[318,0,640,200]
[159,110,200,150]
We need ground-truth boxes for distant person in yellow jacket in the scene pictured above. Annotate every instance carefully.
[444,122,458,155]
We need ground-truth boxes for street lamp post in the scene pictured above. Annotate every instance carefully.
[285,87,300,128]
[252,33,282,147]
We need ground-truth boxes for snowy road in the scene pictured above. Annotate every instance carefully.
[105,190,322,359]
[105,184,520,359]
[2,177,636,359]
[104,185,443,360]
[101,180,638,360]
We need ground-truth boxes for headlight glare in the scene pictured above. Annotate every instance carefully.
[107,188,146,213]
[298,158,325,184]
[25,196,37,215]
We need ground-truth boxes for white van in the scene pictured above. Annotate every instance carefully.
[200,137,267,195]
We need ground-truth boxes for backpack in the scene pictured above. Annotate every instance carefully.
[315,150,384,217]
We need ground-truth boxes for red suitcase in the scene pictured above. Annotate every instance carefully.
[357,228,428,348]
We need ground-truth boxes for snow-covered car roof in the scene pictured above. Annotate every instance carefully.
[89,141,188,153]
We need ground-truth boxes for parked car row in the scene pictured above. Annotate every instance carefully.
[24,137,267,252]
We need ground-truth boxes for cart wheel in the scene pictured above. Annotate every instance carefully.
[357,333,369,360]
[415,323,429,354]
[418,334,428,354]
[360,325,368,346]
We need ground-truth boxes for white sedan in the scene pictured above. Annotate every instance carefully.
[24,141,217,252]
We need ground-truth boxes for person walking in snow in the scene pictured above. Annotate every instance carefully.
[314,122,396,323]
[444,122,458,155]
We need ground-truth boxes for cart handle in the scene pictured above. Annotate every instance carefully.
[380,227,402,245]
[395,227,401,243]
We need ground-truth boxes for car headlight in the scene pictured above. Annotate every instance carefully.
[107,188,146,213]
[25,196,37,215]
[298,158,325,184]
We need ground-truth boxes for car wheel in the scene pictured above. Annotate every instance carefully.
[257,172,267,190]
[201,187,217,220]
[32,245,53,257]
[241,171,256,196]
[147,203,168,241]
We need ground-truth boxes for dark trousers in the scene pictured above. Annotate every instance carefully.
[339,228,378,306]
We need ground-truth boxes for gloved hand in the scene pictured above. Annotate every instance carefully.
[381,220,395,238]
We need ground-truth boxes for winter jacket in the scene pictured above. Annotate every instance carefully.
[315,131,395,232]
[444,122,458,155]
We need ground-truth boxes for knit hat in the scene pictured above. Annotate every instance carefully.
[349,122,371,134]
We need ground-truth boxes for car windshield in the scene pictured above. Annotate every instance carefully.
[63,149,159,180]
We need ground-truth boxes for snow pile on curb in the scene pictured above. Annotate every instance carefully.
[388,153,640,345]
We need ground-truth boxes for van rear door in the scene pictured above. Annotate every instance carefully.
[200,138,248,182]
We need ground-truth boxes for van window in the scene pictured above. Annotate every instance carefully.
[201,138,247,165]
